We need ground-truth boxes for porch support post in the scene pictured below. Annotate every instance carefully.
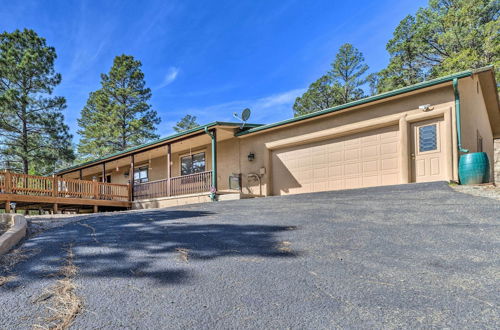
[79,169,83,180]
[204,127,217,200]
[167,144,171,197]
[102,163,106,182]
[212,129,217,191]
[130,154,135,201]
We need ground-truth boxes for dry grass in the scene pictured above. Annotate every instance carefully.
[175,248,190,262]
[77,222,98,244]
[276,241,292,253]
[0,248,38,288]
[34,244,83,330]
[0,274,16,286]
[0,248,38,273]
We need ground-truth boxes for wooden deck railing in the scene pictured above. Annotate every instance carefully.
[0,171,129,202]
[134,171,212,200]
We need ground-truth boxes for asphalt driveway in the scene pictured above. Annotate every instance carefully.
[1,182,499,328]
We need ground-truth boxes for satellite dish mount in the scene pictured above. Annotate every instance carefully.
[233,108,251,129]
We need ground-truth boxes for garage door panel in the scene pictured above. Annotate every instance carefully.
[381,173,399,185]
[344,162,361,175]
[329,151,343,162]
[381,157,398,170]
[344,149,361,161]
[329,165,343,177]
[381,141,398,154]
[345,177,362,189]
[363,160,379,172]
[362,175,379,187]
[272,125,400,195]
[362,145,379,158]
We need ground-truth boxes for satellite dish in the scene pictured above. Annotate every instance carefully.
[233,108,251,128]
[241,108,251,121]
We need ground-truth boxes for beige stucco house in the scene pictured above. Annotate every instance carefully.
[57,66,500,209]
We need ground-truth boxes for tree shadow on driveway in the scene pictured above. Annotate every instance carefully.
[1,209,300,287]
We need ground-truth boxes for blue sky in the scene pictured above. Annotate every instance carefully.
[1,0,427,142]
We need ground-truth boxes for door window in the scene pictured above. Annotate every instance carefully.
[419,124,437,152]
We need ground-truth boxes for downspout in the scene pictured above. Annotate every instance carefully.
[453,78,469,153]
[204,127,217,201]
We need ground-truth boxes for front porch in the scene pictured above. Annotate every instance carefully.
[59,124,248,209]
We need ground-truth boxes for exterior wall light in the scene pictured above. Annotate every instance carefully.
[419,104,433,112]
[248,152,255,161]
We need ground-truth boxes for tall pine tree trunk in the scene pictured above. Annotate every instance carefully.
[21,102,29,174]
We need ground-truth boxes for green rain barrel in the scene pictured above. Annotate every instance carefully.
[459,152,490,185]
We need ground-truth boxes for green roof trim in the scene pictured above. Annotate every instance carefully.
[57,121,262,174]
[236,66,492,137]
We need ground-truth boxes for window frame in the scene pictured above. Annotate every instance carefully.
[180,151,206,176]
[133,165,149,184]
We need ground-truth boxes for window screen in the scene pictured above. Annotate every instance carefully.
[419,124,437,152]
[181,152,206,176]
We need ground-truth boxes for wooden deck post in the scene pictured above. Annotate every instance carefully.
[128,183,133,203]
[52,175,58,197]
[53,203,58,214]
[5,201,11,213]
[93,179,99,199]
[5,171,11,194]
[102,163,106,182]
[93,205,98,213]
[79,169,83,180]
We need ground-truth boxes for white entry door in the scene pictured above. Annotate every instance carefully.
[411,118,446,182]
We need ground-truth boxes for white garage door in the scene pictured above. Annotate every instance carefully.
[272,125,400,195]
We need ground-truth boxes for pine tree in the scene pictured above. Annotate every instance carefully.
[173,115,200,132]
[0,29,74,174]
[293,43,369,116]
[330,43,369,104]
[293,76,342,116]
[376,0,499,93]
[77,55,160,159]
[376,15,428,93]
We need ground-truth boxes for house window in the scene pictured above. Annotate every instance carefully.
[419,124,437,152]
[134,166,148,183]
[181,152,206,176]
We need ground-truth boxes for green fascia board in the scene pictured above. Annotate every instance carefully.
[236,67,492,137]
[58,121,263,174]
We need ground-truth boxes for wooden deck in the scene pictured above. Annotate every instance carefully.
[0,171,130,213]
